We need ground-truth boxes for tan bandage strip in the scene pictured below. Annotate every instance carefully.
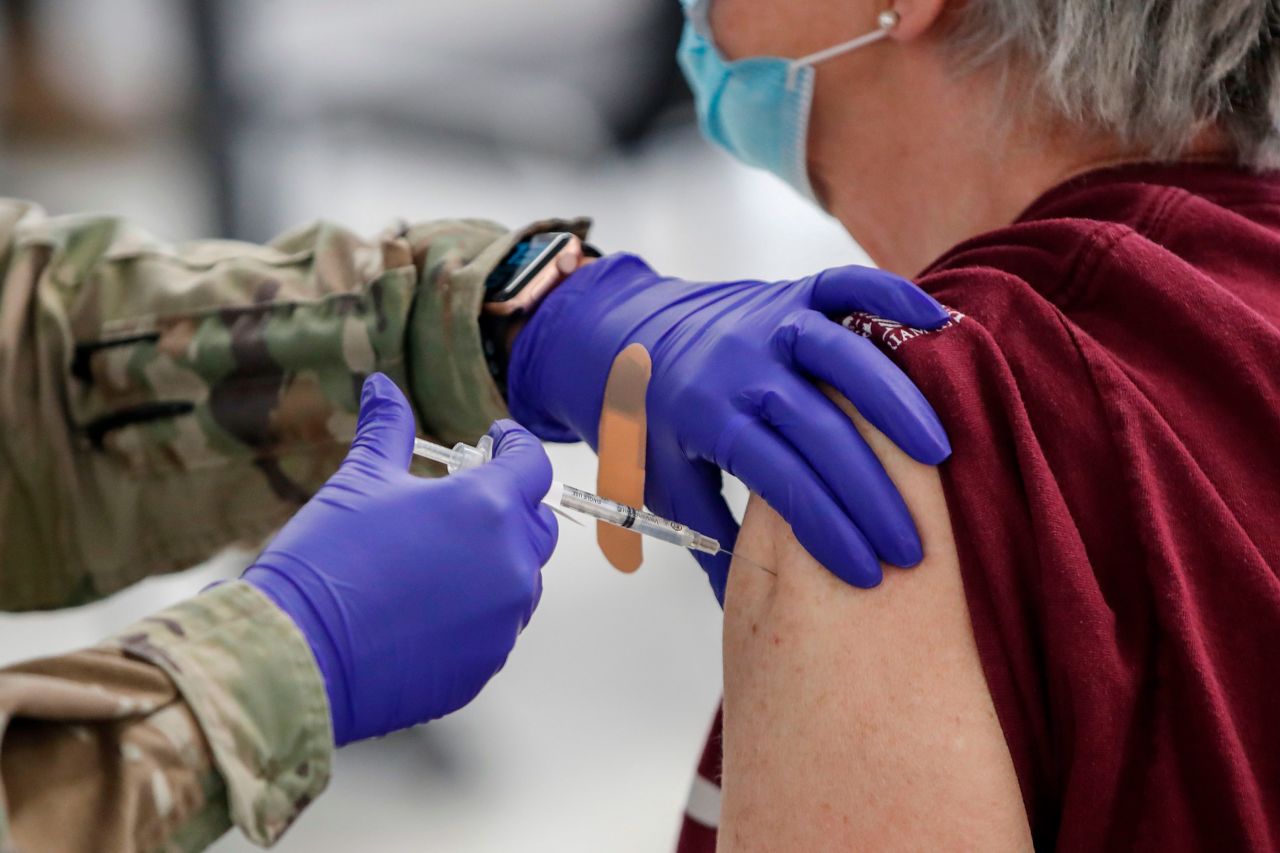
[595,344,653,573]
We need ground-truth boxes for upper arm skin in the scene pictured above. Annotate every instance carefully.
[719,390,1031,851]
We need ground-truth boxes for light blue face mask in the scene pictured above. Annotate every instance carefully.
[677,0,899,200]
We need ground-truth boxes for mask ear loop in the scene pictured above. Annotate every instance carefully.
[786,9,901,89]
[687,0,714,40]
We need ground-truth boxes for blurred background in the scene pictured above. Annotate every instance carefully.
[0,1,865,850]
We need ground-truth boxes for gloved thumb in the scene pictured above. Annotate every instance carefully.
[485,419,555,510]
[344,373,417,474]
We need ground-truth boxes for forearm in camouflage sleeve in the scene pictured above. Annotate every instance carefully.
[0,581,330,852]
[0,200,590,610]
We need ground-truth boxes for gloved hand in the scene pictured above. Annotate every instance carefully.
[508,254,950,602]
[244,373,558,746]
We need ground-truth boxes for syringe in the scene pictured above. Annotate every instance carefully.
[412,437,774,574]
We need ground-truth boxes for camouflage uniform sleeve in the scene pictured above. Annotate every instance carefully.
[0,199,590,611]
[0,581,331,852]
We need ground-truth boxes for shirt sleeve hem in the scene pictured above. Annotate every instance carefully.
[110,581,333,846]
[406,217,591,446]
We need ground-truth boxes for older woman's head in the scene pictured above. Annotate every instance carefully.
[695,0,1279,273]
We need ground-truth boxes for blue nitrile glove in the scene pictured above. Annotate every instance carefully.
[508,254,950,602]
[243,373,558,746]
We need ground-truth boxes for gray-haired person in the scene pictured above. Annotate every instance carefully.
[673,0,1280,850]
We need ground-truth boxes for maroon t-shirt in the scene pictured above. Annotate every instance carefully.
[677,164,1280,851]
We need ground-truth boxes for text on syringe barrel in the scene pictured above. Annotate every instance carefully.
[557,484,699,549]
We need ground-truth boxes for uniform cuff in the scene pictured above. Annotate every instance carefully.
[111,580,333,846]
[405,216,592,446]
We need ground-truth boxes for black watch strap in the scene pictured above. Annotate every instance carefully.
[479,311,519,396]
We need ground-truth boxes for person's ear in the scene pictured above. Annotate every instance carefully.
[886,0,948,41]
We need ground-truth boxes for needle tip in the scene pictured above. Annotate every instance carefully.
[726,550,777,577]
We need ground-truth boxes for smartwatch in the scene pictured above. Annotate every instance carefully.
[479,233,599,391]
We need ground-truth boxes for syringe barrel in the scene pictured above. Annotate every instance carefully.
[410,443,727,559]
[630,513,698,549]
[555,484,719,553]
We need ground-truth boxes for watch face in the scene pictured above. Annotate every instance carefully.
[485,233,575,302]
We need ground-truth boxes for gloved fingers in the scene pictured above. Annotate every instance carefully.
[524,569,545,629]
[518,507,558,631]
[716,419,884,589]
[345,373,418,474]
[809,265,951,329]
[773,311,951,465]
[485,419,556,509]
[647,451,741,605]
[742,377,923,568]
[530,503,560,568]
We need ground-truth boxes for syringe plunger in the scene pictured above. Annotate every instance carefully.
[413,436,493,474]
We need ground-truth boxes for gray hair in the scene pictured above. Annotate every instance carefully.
[941,1,1280,169]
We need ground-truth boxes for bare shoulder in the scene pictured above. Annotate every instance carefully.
[719,390,1031,851]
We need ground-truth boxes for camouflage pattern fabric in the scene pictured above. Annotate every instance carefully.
[0,199,591,611]
[0,581,329,852]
